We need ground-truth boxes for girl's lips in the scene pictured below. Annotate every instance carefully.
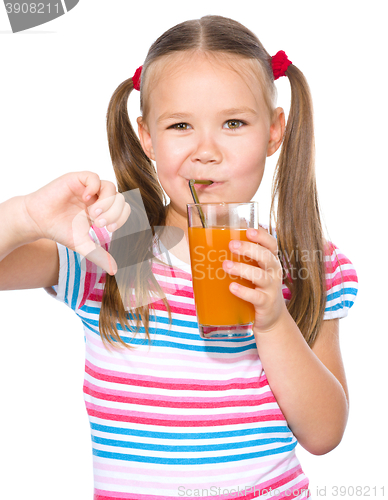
[194,182,222,189]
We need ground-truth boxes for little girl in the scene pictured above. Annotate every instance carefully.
[0,15,358,500]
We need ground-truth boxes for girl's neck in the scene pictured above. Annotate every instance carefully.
[164,204,191,265]
[166,203,189,238]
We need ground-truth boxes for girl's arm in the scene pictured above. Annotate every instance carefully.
[223,227,349,455]
[253,311,348,456]
[0,196,59,290]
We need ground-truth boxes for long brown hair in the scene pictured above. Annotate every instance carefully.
[100,15,326,349]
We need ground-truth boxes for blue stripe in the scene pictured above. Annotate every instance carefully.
[64,247,70,307]
[70,251,81,311]
[326,287,358,303]
[79,315,253,344]
[119,336,257,352]
[325,301,355,313]
[92,442,297,464]
[92,434,293,452]
[80,320,257,353]
[90,422,292,440]
[80,304,199,330]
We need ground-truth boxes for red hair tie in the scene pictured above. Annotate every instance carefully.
[271,51,292,80]
[132,65,142,91]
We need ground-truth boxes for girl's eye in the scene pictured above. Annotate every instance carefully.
[170,123,191,130]
[224,120,245,130]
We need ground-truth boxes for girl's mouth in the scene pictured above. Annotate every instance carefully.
[194,181,222,190]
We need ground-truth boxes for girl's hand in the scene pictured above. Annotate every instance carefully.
[222,227,287,333]
[22,171,131,275]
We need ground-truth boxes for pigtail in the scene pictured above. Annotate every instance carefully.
[99,77,172,350]
[270,64,326,347]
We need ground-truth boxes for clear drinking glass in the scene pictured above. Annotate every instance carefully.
[187,202,259,340]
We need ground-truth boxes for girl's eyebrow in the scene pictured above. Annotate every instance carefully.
[219,107,257,116]
[157,107,257,124]
[157,112,193,124]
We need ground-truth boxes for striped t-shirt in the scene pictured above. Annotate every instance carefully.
[46,225,358,500]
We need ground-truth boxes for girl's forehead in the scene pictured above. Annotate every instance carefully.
[143,51,273,118]
[149,50,263,85]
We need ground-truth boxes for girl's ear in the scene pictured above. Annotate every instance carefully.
[267,107,285,157]
[137,117,155,161]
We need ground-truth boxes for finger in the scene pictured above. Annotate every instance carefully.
[107,201,131,232]
[93,192,126,228]
[223,259,274,288]
[228,281,267,308]
[75,171,104,202]
[84,246,118,276]
[87,181,120,220]
[246,227,278,256]
[70,207,118,275]
[229,237,280,272]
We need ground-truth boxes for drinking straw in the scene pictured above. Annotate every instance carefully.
[189,180,213,228]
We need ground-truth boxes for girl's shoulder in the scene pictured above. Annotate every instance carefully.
[322,240,358,319]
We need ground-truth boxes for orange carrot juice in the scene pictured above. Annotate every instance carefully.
[188,227,258,326]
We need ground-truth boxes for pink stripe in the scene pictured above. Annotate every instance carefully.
[94,474,307,494]
[84,380,275,408]
[327,266,357,277]
[325,255,352,272]
[86,402,280,420]
[79,257,97,309]
[152,263,192,282]
[151,300,196,315]
[93,466,308,499]
[326,267,357,280]
[146,280,195,300]
[159,283,193,296]
[151,282,193,297]
[85,402,285,426]
[108,297,196,316]
[93,454,299,478]
[328,270,358,289]
[89,289,104,302]
[249,465,303,491]
[85,360,266,390]
[270,479,310,500]
[92,226,111,249]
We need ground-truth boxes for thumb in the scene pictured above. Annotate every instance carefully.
[83,244,118,276]
[71,207,117,276]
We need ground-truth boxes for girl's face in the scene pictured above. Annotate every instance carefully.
[138,52,284,232]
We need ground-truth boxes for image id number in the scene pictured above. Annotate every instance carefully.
[5,3,60,14]
[331,486,385,496]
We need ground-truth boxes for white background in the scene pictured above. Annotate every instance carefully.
[0,1,386,499]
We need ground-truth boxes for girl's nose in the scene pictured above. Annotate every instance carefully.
[191,135,222,164]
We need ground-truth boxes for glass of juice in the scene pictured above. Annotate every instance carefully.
[187,202,259,340]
